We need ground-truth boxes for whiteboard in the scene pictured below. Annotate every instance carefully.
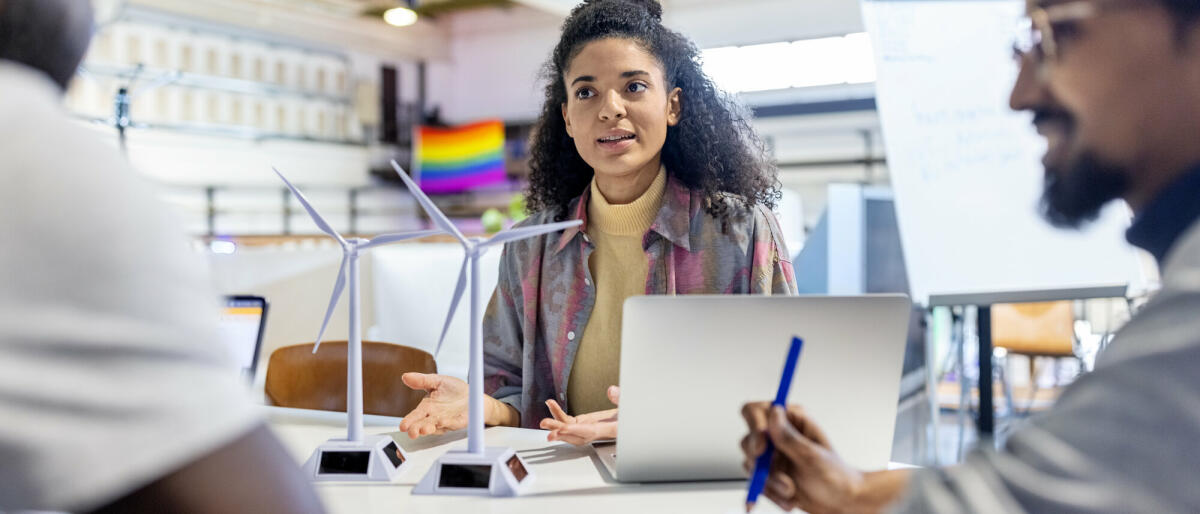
[861,0,1149,306]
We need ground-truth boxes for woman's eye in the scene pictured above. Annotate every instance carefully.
[627,82,647,93]
[575,88,595,100]
[1050,20,1082,41]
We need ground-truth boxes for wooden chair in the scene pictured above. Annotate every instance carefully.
[991,301,1077,414]
[264,341,436,418]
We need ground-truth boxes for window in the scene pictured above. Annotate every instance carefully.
[182,91,195,122]
[206,48,219,75]
[181,45,194,72]
[126,35,142,64]
[154,40,168,68]
[231,98,244,125]
[701,33,875,93]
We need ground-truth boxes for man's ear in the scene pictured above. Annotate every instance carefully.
[666,87,682,126]
[562,103,574,138]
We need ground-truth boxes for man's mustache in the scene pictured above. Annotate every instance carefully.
[1032,108,1073,126]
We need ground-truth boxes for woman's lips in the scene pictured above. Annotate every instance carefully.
[597,134,637,153]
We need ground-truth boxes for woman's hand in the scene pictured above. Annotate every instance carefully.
[397,373,469,439]
[538,385,620,446]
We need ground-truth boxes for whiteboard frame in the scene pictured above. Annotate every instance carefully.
[861,0,1148,308]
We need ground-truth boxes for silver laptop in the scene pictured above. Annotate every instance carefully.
[595,295,911,482]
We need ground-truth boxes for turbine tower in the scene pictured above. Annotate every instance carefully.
[391,160,581,496]
[274,167,442,482]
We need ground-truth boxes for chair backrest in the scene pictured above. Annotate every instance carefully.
[991,301,1075,356]
[264,341,437,418]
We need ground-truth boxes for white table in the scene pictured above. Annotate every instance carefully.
[266,406,902,514]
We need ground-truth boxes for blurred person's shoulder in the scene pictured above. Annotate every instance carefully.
[1091,218,1200,373]
[0,61,262,513]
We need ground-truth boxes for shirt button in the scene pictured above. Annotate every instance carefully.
[585,278,592,286]
[567,331,576,341]
[559,393,566,402]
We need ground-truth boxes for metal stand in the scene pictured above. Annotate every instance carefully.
[976,305,994,440]
[114,86,131,156]
[97,63,180,157]
[922,308,940,465]
[956,308,968,461]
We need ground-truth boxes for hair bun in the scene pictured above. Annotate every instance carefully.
[579,0,662,22]
[629,0,663,21]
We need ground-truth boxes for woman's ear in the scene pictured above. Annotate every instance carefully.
[666,87,682,126]
[561,103,574,138]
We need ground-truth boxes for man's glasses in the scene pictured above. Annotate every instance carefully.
[1012,0,1144,66]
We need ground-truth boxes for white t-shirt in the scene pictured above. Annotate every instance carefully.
[0,62,259,512]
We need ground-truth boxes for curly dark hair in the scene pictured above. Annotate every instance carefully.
[525,0,780,220]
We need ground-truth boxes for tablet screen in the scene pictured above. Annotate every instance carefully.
[218,296,267,378]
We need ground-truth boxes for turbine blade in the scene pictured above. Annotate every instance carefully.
[389,160,466,244]
[273,167,346,247]
[359,229,442,249]
[435,256,470,357]
[481,220,583,248]
[312,254,348,354]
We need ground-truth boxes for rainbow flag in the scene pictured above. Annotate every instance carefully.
[416,119,507,194]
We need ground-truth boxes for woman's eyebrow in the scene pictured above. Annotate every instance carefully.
[570,70,651,86]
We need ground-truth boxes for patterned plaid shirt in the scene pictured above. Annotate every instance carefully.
[483,174,798,427]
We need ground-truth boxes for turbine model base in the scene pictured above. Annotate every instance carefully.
[301,434,410,483]
[412,447,535,497]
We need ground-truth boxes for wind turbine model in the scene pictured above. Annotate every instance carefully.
[273,167,442,482]
[390,160,581,497]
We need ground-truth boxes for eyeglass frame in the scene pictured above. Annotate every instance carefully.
[1012,0,1147,66]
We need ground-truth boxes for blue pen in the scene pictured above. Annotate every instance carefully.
[746,336,804,513]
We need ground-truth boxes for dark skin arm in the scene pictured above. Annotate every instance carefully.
[91,424,325,514]
[740,402,911,514]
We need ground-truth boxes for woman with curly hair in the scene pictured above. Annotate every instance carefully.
[398,0,797,445]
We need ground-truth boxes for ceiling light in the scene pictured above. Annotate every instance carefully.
[383,7,418,27]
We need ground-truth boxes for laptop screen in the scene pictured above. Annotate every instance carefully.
[218,296,267,379]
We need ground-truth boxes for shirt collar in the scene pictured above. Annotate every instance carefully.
[1126,163,1200,265]
[648,173,695,251]
[554,171,695,254]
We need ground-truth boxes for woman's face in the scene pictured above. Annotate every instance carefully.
[561,37,681,182]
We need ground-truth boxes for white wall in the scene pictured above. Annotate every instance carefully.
[427,0,867,124]
[426,7,563,123]
[70,4,438,235]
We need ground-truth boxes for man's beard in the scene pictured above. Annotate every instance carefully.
[1040,150,1131,229]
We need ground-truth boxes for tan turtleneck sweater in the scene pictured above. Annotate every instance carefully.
[567,165,667,415]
